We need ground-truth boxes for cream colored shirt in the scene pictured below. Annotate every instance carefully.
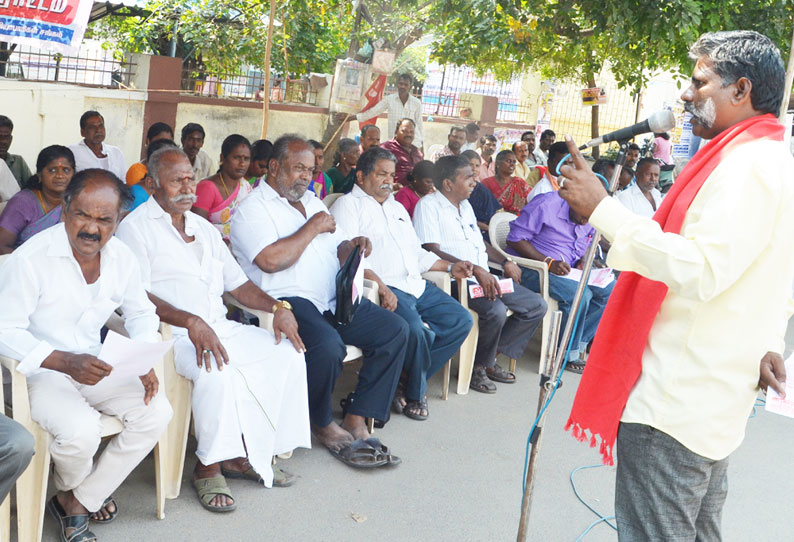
[590,138,794,461]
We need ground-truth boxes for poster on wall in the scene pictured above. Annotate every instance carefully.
[330,59,369,113]
[0,0,93,54]
[662,101,693,158]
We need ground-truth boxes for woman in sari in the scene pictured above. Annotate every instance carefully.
[0,145,75,254]
[480,149,530,214]
[192,134,253,241]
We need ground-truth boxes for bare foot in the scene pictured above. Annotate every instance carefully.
[56,491,89,516]
[220,457,251,475]
[341,414,371,441]
[89,498,116,521]
[194,462,234,509]
[312,421,354,452]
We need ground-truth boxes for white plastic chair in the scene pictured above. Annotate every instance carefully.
[322,192,344,209]
[488,212,558,374]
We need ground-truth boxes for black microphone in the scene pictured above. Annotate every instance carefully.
[578,110,676,149]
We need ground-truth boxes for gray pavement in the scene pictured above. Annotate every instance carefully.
[24,321,794,542]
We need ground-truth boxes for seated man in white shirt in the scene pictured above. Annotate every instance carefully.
[231,134,408,468]
[117,147,310,512]
[331,147,473,420]
[180,122,214,181]
[615,157,662,217]
[0,169,172,542]
[527,141,571,202]
[68,111,127,180]
[413,155,547,393]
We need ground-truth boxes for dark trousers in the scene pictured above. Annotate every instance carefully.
[391,282,473,401]
[284,296,408,427]
[456,280,547,368]
[616,422,728,542]
[0,414,35,502]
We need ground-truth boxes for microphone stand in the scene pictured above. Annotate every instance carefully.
[516,140,629,541]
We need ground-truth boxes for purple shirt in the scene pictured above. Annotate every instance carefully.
[506,192,594,264]
[381,139,423,185]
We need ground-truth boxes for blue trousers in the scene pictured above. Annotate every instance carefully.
[0,414,34,502]
[391,282,473,401]
[521,268,614,358]
[284,296,408,427]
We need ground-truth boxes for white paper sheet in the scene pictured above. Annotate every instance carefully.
[98,331,174,380]
[559,267,615,288]
[765,353,794,418]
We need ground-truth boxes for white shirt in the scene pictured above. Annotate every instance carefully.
[0,223,159,376]
[231,182,348,313]
[332,185,438,298]
[615,182,662,218]
[356,93,425,148]
[69,140,126,180]
[590,138,794,460]
[413,190,488,269]
[0,159,20,201]
[117,197,248,335]
[186,148,214,181]
[527,173,556,202]
[525,148,546,167]
[461,141,478,152]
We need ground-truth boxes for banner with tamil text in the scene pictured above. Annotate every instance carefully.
[0,0,92,54]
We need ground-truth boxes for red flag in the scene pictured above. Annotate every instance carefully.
[359,74,387,126]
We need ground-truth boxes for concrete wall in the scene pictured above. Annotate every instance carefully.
[0,80,146,173]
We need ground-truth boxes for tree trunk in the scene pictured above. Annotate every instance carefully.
[587,69,599,159]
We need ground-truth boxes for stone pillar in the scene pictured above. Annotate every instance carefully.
[128,54,183,159]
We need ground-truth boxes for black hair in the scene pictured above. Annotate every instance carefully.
[628,143,641,151]
[548,141,569,165]
[591,158,616,177]
[540,129,555,140]
[251,139,274,161]
[79,111,103,130]
[360,125,380,137]
[654,132,670,140]
[180,122,205,140]
[495,150,515,163]
[0,115,12,131]
[461,149,481,163]
[407,160,435,185]
[25,145,76,190]
[221,134,251,158]
[146,138,177,161]
[433,155,470,191]
[146,122,174,142]
[333,138,359,166]
[465,122,480,134]
[479,134,497,144]
[397,73,413,84]
[689,30,785,115]
[307,139,323,150]
[62,168,133,213]
[395,118,416,133]
[521,130,535,141]
[357,147,397,177]
[636,157,660,172]
[449,125,465,135]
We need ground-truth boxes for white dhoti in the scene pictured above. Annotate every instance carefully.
[173,321,310,487]
[27,371,173,512]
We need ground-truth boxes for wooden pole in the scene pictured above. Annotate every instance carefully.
[261,0,277,139]
[779,24,794,122]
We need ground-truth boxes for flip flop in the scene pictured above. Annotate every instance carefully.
[47,496,97,542]
[193,475,237,513]
[329,438,389,469]
[222,465,296,487]
[469,367,497,394]
[486,363,516,384]
[365,437,402,466]
[403,396,429,421]
[90,496,118,524]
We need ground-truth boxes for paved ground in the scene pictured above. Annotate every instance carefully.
[19,321,794,542]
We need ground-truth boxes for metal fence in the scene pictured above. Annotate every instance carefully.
[0,44,135,87]
[180,63,318,105]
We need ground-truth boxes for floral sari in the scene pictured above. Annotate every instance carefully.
[206,180,252,241]
[481,176,530,214]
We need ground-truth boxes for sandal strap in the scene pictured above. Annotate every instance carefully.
[194,476,235,505]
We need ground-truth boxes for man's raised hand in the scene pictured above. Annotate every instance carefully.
[557,135,608,219]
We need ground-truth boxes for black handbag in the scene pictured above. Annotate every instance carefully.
[332,244,362,326]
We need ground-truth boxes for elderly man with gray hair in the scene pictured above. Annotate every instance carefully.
[117,147,311,513]
[557,31,794,541]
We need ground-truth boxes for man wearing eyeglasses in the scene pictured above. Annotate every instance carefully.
[117,147,311,512]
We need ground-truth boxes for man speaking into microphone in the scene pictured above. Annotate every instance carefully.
[557,31,794,541]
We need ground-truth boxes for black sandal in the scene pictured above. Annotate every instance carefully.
[486,363,516,384]
[469,367,497,394]
[90,496,118,524]
[47,496,97,542]
[404,396,429,421]
[565,360,586,374]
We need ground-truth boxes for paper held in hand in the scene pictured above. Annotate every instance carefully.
[560,267,615,288]
[765,353,794,418]
[468,277,514,299]
[98,331,175,380]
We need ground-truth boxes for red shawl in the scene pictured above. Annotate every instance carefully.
[565,113,785,465]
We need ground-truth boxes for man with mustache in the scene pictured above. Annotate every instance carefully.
[380,118,424,186]
[0,169,172,542]
[68,111,127,180]
[413,155,547,393]
[557,31,794,540]
[231,134,407,468]
[330,146,473,421]
[117,147,310,512]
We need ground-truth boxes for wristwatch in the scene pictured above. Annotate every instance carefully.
[502,256,514,266]
[272,300,293,314]
[446,262,454,274]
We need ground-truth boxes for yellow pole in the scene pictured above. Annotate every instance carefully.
[261,0,277,138]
